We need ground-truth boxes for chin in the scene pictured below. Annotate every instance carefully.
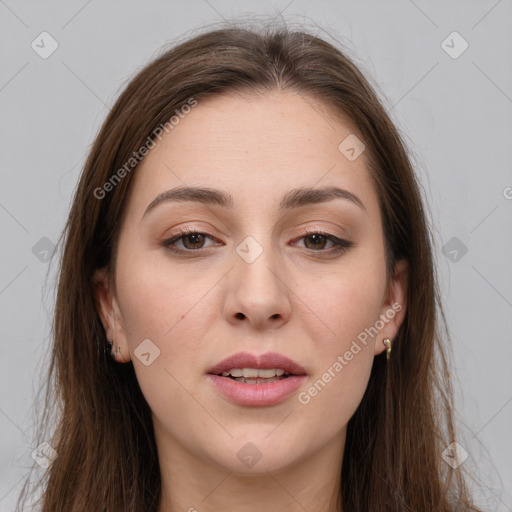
[202,432,302,474]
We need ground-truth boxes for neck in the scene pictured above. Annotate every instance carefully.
[155,429,345,512]
[157,431,345,512]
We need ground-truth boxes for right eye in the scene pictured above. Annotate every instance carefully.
[162,229,221,254]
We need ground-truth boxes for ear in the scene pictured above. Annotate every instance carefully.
[374,259,408,356]
[92,267,131,363]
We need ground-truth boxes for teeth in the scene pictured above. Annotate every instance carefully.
[220,368,287,378]
[254,368,276,378]
[233,376,281,384]
[243,368,259,378]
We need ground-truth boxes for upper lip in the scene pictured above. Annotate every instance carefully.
[207,351,307,376]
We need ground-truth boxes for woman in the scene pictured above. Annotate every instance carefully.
[17,22,481,511]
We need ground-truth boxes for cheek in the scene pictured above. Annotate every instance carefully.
[299,258,386,350]
[116,242,207,334]
[115,250,222,390]
[115,266,216,423]
[293,260,385,419]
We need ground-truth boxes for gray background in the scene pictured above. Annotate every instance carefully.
[1,0,511,510]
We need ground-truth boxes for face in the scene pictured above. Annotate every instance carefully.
[94,90,407,476]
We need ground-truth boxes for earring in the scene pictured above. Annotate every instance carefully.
[383,338,392,360]
[106,339,120,359]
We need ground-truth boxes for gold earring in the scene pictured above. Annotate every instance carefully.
[383,338,392,360]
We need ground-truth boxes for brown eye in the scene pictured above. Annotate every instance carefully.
[302,233,330,250]
[295,231,353,253]
[162,230,219,254]
[180,233,207,250]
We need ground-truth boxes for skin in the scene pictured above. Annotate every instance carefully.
[94,90,408,512]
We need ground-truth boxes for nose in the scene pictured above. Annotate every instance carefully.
[224,237,292,330]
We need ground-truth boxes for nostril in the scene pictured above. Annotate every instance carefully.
[235,312,245,319]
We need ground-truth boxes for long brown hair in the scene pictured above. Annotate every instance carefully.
[17,21,481,511]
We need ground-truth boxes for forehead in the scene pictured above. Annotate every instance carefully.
[126,90,377,215]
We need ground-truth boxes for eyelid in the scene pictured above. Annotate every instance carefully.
[293,225,349,239]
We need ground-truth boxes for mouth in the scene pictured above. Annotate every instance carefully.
[206,351,308,381]
[206,351,307,405]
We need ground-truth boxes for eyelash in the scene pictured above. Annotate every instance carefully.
[162,227,353,256]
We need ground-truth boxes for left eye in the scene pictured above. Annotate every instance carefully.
[295,232,342,251]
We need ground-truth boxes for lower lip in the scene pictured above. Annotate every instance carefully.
[206,374,307,407]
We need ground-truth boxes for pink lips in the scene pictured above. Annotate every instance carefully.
[206,351,307,407]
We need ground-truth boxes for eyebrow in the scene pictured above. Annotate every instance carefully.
[141,185,366,220]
